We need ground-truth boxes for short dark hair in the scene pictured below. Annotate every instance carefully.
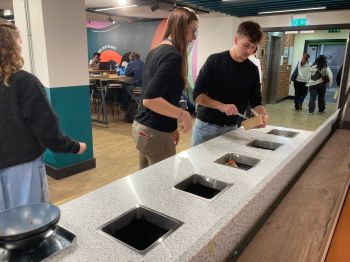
[237,21,262,44]
[93,52,101,57]
[130,52,140,60]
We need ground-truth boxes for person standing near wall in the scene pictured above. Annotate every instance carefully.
[132,7,197,169]
[249,47,262,84]
[334,64,343,99]
[191,21,268,146]
[336,64,343,86]
[244,47,262,119]
[0,20,87,212]
[307,55,333,113]
[291,53,310,110]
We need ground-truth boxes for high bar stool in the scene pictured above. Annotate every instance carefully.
[107,82,123,118]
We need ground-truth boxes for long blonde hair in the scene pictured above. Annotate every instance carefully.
[162,7,198,87]
[0,20,24,87]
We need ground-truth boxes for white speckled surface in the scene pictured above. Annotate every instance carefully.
[47,115,338,262]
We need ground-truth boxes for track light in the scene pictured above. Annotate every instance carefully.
[258,6,326,15]
[150,3,160,12]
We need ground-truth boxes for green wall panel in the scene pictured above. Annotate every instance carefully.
[44,85,93,169]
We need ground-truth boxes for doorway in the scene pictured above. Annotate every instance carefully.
[304,39,347,103]
[264,32,282,104]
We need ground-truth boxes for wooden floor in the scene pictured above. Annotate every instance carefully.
[48,99,337,205]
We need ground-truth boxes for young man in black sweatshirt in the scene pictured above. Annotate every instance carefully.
[192,21,269,146]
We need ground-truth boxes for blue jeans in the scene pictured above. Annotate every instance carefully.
[308,82,326,113]
[191,119,237,146]
[0,156,49,212]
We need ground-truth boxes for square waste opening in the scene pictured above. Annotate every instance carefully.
[174,174,232,200]
[215,153,261,171]
[100,206,183,255]
[267,129,299,138]
[247,139,282,151]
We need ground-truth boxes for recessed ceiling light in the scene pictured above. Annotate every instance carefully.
[3,9,13,16]
[258,6,326,15]
[117,0,127,5]
[300,30,315,34]
[95,5,138,11]
[285,31,299,34]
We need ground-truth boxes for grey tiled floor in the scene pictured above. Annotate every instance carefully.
[265,99,337,131]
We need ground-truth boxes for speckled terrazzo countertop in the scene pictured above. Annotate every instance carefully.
[48,124,321,262]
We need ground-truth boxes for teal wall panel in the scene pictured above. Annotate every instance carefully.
[87,20,160,63]
[44,85,93,169]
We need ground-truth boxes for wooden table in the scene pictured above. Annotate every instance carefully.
[89,74,133,126]
[89,69,116,74]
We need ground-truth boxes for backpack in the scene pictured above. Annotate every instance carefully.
[322,68,330,83]
[310,69,322,81]
[291,62,299,81]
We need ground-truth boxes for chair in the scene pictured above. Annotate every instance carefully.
[91,83,102,114]
[131,88,142,107]
[107,82,123,118]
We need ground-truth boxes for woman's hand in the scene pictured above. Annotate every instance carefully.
[173,130,180,145]
[78,142,87,154]
[179,110,192,133]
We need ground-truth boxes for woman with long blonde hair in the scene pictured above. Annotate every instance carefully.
[132,7,198,169]
[0,20,86,211]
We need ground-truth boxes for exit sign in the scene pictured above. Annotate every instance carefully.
[291,18,307,26]
[329,29,340,33]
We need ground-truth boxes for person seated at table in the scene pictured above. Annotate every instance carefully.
[120,52,131,67]
[121,52,144,110]
[89,52,101,69]
[126,52,144,88]
[109,59,117,70]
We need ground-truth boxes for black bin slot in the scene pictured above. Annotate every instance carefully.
[112,218,166,251]
[174,174,231,200]
[267,129,299,138]
[215,153,261,171]
[100,206,183,255]
[247,139,282,151]
[235,162,253,170]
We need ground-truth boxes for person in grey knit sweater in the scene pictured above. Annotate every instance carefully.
[0,20,86,211]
